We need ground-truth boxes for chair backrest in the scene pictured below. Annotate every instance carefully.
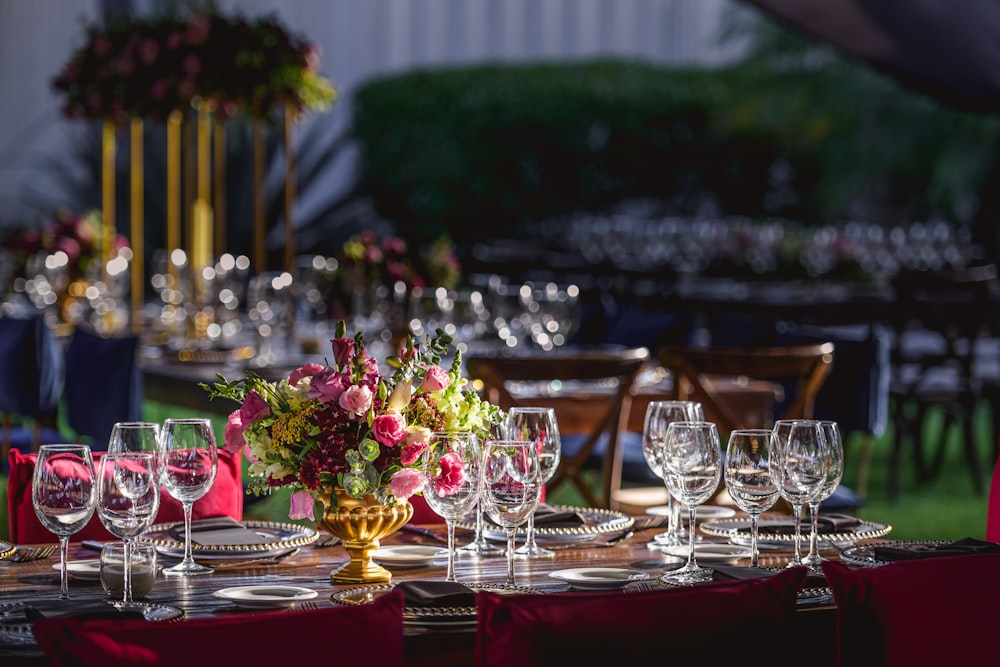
[988,439,1000,542]
[657,341,835,437]
[466,346,649,508]
[7,449,244,544]
[64,327,142,446]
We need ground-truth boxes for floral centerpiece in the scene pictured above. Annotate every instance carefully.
[336,230,462,292]
[203,321,503,521]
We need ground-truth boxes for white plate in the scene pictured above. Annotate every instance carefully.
[549,567,649,590]
[659,543,752,561]
[646,505,736,521]
[53,560,102,581]
[213,585,318,609]
[373,545,448,567]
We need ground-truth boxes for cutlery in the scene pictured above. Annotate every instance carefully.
[4,545,58,563]
[549,531,635,551]
[208,548,300,570]
[399,524,450,545]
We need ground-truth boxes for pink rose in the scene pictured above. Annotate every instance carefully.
[339,385,373,415]
[239,390,270,424]
[419,366,451,392]
[372,413,407,446]
[400,440,429,466]
[223,410,245,454]
[288,490,314,520]
[388,468,425,500]
[288,362,324,386]
[310,369,348,403]
[331,337,354,368]
[433,452,466,496]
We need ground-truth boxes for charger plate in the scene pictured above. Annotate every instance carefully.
[137,519,318,558]
[457,506,634,544]
[699,517,891,545]
[838,540,953,568]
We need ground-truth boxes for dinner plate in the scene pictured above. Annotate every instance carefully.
[658,543,753,561]
[646,505,736,521]
[700,517,892,546]
[838,540,954,568]
[52,560,102,581]
[373,545,448,567]
[214,585,318,609]
[138,519,318,558]
[456,505,634,544]
[549,567,649,590]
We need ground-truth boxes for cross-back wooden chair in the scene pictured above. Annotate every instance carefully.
[657,341,835,436]
[466,346,650,509]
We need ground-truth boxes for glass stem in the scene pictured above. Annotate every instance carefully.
[445,520,457,582]
[123,538,133,605]
[807,502,820,562]
[791,504,803,565]
[58,536,70,600]
[524,513,537,551]
[668,494,680,544]
[474,502,485,545]
[686,505,698,570]
[506,529,516,585]
[749,512,760,568]
[181,501,194,565]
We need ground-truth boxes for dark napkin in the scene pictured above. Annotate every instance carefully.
[166,516,270,546]
[4,600,145,622]
[528,504,587,528]
[762,513,862,536]
[395,580,476,609]
[710,564,827,589]
[871,538,1000,562]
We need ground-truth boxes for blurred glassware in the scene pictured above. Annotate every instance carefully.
[247,271,295,366]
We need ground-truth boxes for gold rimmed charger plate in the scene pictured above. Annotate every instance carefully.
[699,517,892,545]
[456,505,635,544]
[137,519,318,558]
[0,541,14,560]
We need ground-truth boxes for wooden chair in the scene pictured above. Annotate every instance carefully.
[466,346,649,508]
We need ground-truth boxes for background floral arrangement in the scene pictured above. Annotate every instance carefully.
[52,7,335,123]
[205,322,503,520]
[337,231,462,291]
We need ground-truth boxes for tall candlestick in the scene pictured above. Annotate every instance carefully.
[101,121,116,284]
[191,199,213,270]
[166,111,182,286]
[213,117,226,257]
[130,117,144,333]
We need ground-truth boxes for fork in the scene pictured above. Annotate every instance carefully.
[7,545,58,563]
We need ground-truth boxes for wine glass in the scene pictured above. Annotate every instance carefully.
[480,439,541,586]
[642,400,704,547]
[659,421,722,585]
[159,418,218,576]
[724,429,780,568]
[771,419,828,568]
[802,420,845,568]
[32,444,97,599]
[458,423,505,557]
[505,407,560,558]
[96,450,160,607]
[420,432,481,582]
[109,421,161,456]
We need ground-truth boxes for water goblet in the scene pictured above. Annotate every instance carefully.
[109,421,161,456]
[642,400,704,547]
[506,407,560,558]
[96,451,160,607]
[659,421,722,585]
[802,420,845,569]
[159,418,218,576]
[480,439,541,586]
[420,432,481,582]
[724,429,780,568]
[771,419,828,568]
[32,444,97,599]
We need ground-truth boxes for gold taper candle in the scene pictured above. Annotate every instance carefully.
[253,119,266,271]
[283,103,296,273]
[213,117,226,256]
[189,100,214,270]
[101,121,116,284]
[130,117,144,332]
[191,199,213,270]
[166,111,181,272]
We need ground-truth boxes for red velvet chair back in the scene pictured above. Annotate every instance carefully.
[7,449,243,543]
[987,437,1000,542]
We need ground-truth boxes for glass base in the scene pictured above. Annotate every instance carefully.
[658,563,714,585]
[162,559,214,576]
[458,537,505,556]
[801,553,825,568]
[514,543,556,559]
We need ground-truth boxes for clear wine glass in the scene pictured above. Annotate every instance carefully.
[724,429,780,568]
[771,419,828,568]
[420,432,481,582]
[159,418,218,576]
[458,423,505,557]
[480,439,541,586]
[32,444,97,599]
[802,420,845,569]
[506,407,560,559]
[659,421,722,585]
[109,421,161,456]
[642,400,704,547]
[96,451,160,607]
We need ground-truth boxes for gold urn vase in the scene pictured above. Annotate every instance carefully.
[318,488,413,584]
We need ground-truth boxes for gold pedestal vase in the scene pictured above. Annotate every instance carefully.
[318,489,413,584]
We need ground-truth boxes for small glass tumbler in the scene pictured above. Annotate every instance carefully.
[100,542,157,600]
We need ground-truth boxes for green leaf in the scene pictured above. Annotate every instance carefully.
[359,438,381,462]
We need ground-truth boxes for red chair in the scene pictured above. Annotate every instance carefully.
[33,588,403,666]
[987,437,1000,542]
[7,449,244,544]
[824,557,1000,667]
[476,567,808,667]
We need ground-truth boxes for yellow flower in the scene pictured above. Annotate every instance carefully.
[271,409,311,448]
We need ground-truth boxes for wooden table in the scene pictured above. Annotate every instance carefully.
[0,519,839,666]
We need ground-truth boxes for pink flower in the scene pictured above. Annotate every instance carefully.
[223,410,245,454]
[372,412,407,446]
[288,362,324,386]
[400,439,429,466]
[389,468,425,499]
[310,369,348,403]
[419,366,451,392]
[288,490,314,520]
[239,390,270,424]
[339,385,373,415]
[331,337,354,367]
[433,453,466,496]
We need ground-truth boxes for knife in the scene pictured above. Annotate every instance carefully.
[399,524,450,544]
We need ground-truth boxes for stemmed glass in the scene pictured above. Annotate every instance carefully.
[724,429,780,568]
[458,424,505,557]
[95,451,160,607]
[480,440,541,586]
[159,418,218,576]
[420,432,481,582]
[771,419,828,568]
[109,421,161,457]
[659,421,722,585]
[32,444,97,599]
[642,400,703,546]
[802,421,845,568]
[505,407,560,558]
